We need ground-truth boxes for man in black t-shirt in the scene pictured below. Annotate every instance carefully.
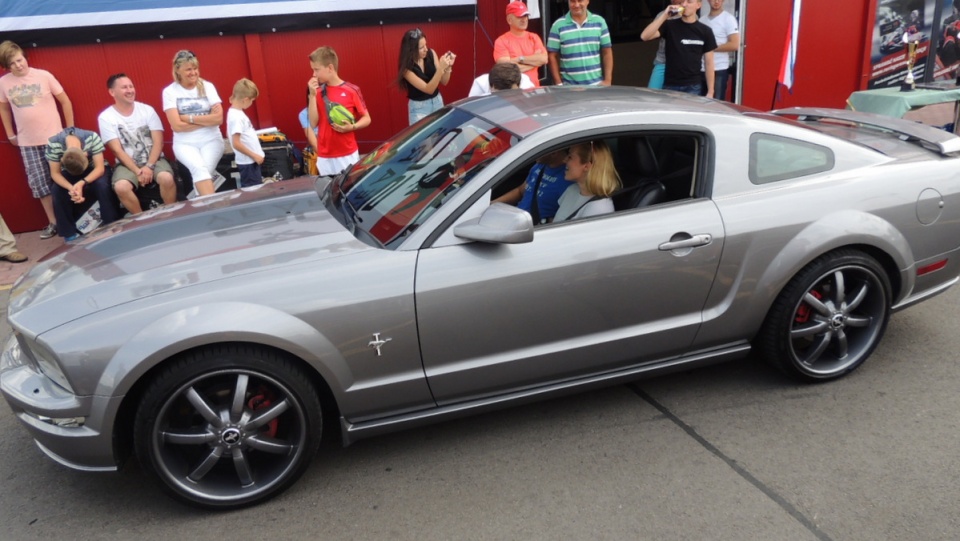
[641,0,717,97]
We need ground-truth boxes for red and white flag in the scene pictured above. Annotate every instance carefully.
[778,0,802,91]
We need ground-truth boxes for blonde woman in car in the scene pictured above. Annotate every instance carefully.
[554,140,620,222]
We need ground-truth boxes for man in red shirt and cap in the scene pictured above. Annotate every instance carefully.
[494,1,547,87]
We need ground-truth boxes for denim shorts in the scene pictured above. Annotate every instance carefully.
[664,83,703,96]
[408,94,443,125]
[238,163,263,187]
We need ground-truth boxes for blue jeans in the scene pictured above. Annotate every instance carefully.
[408,94,443,125]
[664,83,702,96]
[715,69,730,101]
[701,69,730,101]
[52,168,120,238]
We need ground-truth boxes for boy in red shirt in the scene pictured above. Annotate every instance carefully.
[307,46,372,176]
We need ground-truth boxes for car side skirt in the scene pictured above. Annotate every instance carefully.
[892,275,959,313]
[339,341,752,446]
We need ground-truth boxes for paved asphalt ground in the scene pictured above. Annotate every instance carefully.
[1,285,958,540]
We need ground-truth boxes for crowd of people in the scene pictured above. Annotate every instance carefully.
[0,0,738,250]
[0,43,279,242]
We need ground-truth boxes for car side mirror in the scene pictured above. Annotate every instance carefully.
[453,203,534,244]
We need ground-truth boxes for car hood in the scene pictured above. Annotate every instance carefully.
[9,179,370,332]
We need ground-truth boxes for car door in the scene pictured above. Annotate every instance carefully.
[414,199,724,404]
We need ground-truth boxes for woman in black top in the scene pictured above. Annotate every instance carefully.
[396,28,455,124]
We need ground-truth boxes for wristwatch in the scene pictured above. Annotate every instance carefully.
[146,163,156,170]
[519,56,525,64]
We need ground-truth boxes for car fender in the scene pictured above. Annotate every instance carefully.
[96,302,348,402]
[755,209,913,312]
[699,209,912,349]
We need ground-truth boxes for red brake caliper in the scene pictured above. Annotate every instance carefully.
[248,390,279,438]
[795,290,823,324]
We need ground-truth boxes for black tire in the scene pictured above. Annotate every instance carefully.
[134,345,322,509]
[759,250,892,382]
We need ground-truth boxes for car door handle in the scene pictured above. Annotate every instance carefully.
[659,234,712,251]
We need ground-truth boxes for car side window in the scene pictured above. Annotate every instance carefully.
[487,133,702,226]
[749,133,834,184]
[609,133,699,210]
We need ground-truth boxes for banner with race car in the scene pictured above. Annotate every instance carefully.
[933,0,960,81]
[865,0,960,88]
[867,0,936,89]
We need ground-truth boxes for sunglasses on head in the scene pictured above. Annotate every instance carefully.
[568,141,594,162]
[407,28,423,39]
[175,50,196,61]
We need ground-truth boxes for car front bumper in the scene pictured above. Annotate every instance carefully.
[1,336,120,472]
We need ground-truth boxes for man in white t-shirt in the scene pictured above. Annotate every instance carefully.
[701,0,740,101]
[98,73,177,214]
[468,62,536,97]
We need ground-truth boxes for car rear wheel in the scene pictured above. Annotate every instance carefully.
[134,346,322,509]
[759,250,891,382]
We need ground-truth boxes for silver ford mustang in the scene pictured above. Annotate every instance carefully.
[3,87,959,508]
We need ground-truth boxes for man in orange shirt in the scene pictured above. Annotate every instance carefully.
[493,1,547,88]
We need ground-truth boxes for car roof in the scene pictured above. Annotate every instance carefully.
[453,86,746,138]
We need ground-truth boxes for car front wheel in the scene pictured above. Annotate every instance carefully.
[759,250,891,382]
[134,346,322,509]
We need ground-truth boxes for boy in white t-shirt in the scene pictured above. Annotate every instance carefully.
[226,78,264,187]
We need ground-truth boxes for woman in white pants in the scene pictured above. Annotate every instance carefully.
[162,50,224,197]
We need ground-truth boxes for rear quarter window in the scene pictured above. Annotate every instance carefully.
[749,133,835,184]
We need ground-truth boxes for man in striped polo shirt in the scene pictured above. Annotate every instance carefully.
[547,0,614,86]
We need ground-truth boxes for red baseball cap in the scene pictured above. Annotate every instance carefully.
[506,1,529,17]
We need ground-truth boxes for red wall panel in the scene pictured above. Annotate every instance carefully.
[741,0,872,111]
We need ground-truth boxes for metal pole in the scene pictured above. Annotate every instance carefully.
[735,0,747,105]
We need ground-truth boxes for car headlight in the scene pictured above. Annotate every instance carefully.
[0,334,26,373]
[30,341,76,394]
[6,334,76,394]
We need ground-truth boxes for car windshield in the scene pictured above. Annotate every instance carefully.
[328,108,514,249]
